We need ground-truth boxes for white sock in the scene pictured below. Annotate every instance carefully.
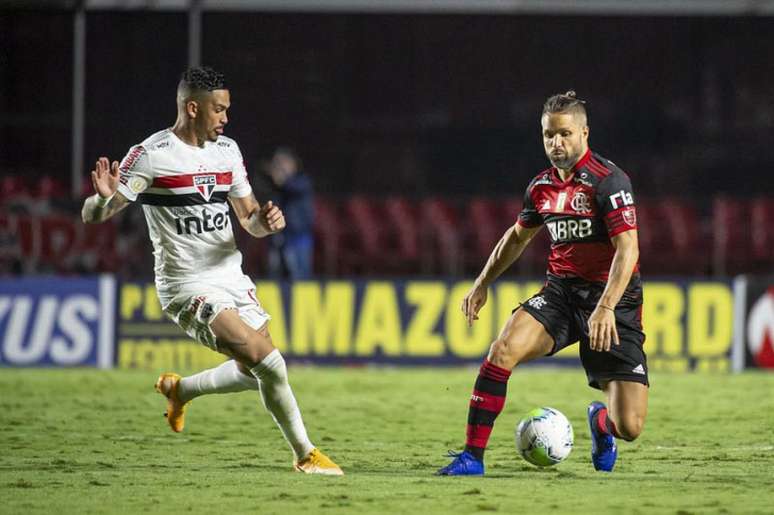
[250,349,314,460]
[178,360,259,402]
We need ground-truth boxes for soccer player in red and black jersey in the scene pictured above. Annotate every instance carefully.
[437,91,647,475]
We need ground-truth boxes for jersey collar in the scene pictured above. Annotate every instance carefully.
[551,148,592,184]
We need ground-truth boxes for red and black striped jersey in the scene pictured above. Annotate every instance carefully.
[517,149,639,283]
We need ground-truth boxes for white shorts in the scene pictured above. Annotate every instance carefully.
[161,277,271,351]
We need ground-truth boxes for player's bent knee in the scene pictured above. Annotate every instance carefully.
[488,339,519,369]
[219,327,276,367]
[616,414,645,441]
[488,335,549,369]
[243,330,277,365]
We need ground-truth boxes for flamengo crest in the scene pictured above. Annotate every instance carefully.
[571,192,592,214]
[622,207,637,227]
[194,175,217,201]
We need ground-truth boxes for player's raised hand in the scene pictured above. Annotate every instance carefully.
[91,157,120,199]
[259,200,286,234]
[461,282,488,327]
[588,305,619,352]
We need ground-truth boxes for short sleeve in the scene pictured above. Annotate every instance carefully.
[517,185,543,228]
[596,171,638,237]
[228,143,252,198]
[116,145,152,202]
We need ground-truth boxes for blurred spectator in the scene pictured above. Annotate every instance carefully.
[263,147,315,280]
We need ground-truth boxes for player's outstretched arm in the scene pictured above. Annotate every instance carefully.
[230,193,286,238]
[462,223,542,325]
[588,229,640,352]
[81,157,130,224]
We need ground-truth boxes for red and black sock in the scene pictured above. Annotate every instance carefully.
[464,359,511,461]
[593,406,621,438]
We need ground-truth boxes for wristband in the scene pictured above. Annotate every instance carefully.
[95,193,114,208]
[598,304,615,312]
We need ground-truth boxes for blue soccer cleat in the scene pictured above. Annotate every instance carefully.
[435,450,485,476]
[588,401,617,472]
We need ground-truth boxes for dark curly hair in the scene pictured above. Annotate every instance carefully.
[542,90,587,121]
[179,66,226,93]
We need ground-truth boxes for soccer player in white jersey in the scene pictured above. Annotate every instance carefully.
[81,67,342,475]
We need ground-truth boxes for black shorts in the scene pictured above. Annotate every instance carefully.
[519,274,648,390]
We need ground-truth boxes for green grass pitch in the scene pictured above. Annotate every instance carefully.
[2,367,773,514]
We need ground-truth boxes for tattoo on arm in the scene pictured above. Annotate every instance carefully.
[81,193,129,224]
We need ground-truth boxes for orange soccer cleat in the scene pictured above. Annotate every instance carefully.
[294,448,344,476]
[154,372,189,433]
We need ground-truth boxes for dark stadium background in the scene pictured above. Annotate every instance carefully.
[4,10,774,196]
[0,1,772,373]
[3,6,774,514]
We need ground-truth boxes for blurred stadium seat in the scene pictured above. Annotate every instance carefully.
[751,197,774,268]
[468,197,507,264]
[36,175,64,200]
[713,196,751,275]
[383,196,421,272]
[344,195,385,274]
[419,197,462,276]
[1,175,30,201]
[0,193,768,278]
[637,197,709,275]
[312,197,342,276]
[659,197,710,274]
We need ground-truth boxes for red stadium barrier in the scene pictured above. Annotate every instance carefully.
[713,197,751,275]
[0,194,768,277]
[383,196,421,271]
[419,198,462,276]
[751,197,774,266]
[312,197,343,276]
[0,213,116,274]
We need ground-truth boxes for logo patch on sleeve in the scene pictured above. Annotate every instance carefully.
[622,207,637,227]
[129,177,147,193]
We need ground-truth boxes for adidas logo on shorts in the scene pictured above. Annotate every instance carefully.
[632,364,645,375]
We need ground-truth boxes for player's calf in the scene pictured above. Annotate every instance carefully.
[612,412,645,442]
[603,380,648,442]
[487,338,521,369]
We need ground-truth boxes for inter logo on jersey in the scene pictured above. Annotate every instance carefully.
[194,175,217,201]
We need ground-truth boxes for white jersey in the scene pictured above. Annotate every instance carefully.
[116,129,253,299]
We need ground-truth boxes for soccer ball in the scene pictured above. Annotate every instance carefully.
[515,407,574,467]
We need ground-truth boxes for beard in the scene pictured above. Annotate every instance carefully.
[206,128,221,142]
[547,150,580,170]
